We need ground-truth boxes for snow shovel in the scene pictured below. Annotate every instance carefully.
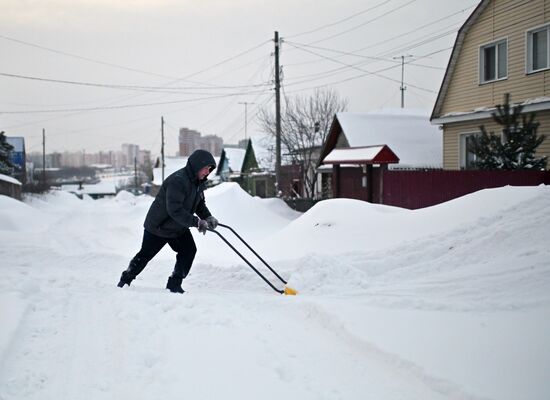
[206,223,297,295]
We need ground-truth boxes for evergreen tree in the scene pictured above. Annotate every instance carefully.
[0,131,15,175]
[469,94,547,170]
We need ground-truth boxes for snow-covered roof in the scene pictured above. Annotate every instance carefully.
[223,148,246,172]
[0,173,22,185]
[335,109,442,168]
[432,97,550,124]
[61,182,116,195]
[152,156,220,186]
[324,146,383,163]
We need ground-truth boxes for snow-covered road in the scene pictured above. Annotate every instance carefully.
[1,183,549,399]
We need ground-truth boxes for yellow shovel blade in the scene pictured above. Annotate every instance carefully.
[284,286,298,296]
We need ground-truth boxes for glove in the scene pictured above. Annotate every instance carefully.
[197,219,208,235]
[206,216,218,230]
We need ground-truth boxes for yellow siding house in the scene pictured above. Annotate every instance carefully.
[431,0,550,170]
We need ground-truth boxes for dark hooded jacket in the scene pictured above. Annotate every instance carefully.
[144,149,217,238]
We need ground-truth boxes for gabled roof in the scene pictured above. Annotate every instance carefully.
[430,0,491,120]
[222,148,246,173]
[322,145,399,165]
[320,109,441,169]
[217,139,259,177]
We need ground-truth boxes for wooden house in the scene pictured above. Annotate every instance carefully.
[431,0,550,170]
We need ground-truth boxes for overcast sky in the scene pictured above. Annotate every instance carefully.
[0,0,479,155]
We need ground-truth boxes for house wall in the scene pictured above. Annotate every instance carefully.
[442,110,550,169]
[0,180,22,200]
[441,0,550,115]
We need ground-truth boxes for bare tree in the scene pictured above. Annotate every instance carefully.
[258,89,348,198]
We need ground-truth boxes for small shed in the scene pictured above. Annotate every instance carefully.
[217,139,261,195]
[320,145,399,202]
[61,182,117,199]
[317,109,441,202]
[0,173,22,200]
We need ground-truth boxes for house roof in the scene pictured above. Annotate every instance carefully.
[223,148,246,173]
[61,182,117,195]
[322,145,399,165]
[0,173,22,185]
[430,0,491,120]
[320,109,442,169]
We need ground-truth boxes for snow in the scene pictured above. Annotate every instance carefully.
[61,181,117,195]
[323,146,386,163]
[1,182,549,400]
[0,173,21,186]
[336,109,442,168]
[223,147,246,172]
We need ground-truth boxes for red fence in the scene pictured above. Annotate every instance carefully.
[381,170,550,209]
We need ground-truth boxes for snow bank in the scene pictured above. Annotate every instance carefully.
[263,185,548,259]
[0,183,549,400]
[0,195,51,232]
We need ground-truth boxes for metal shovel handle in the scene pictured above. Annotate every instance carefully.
[217,223,287,285]
[206,227,284,294]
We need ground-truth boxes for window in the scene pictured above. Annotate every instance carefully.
[459,133,479,169]
[480,39,507,83]
[527,25,550,73]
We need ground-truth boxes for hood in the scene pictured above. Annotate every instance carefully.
[186,149,217,179]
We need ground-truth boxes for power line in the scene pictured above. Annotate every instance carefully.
[284,41,445,70]
[286,0,394,39]
[281,23,459,87]
[0,71,271,93]
[0,33,271,86]
[284,4,475,67]
[0,33,179,81]
[283,41,439,94]
[306,0,418,45]
[0,90,272,115]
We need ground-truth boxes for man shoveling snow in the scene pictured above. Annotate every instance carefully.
[117,149,218,293]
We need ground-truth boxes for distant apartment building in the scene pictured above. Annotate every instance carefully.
[179,127,223,157]
[200,135,223,157]
[179,128,201,156]
[122,143,140,165]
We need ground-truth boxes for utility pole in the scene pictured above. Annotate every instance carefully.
[238,102,255,141]
[42,128,46,185]
[393,55,413,108]
[161,116,165,183]
[134,156,138,194]
[274,31,282,196]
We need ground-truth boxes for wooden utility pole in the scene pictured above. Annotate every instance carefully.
[161,116,165,183]
[274,31,281,195]
[42,128,46,185]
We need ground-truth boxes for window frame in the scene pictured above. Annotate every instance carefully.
[459,132,481,170]
[526,23,550,74]
[479,37,508,84]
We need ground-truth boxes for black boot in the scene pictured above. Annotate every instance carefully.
[166,275,184,294]
[117,270,133,288]
[117,256,146,288]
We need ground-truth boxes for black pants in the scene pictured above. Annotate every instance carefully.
[130,229,197,279]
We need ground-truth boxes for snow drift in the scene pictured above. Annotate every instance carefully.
[0,183,549,400]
